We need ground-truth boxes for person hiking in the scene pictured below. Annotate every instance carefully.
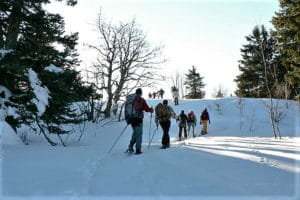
[200,108,210,135]
[155,99,176,149]
[158,88,165,99]
[152,92,157,99]
[127,88,153,154]
[187,110,197,137]
[171,86,179,105]
[177,110,188,140]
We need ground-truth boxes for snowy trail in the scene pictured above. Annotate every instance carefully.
[184,137,300,173]
[88,134,297,197]
[2,98,298,199]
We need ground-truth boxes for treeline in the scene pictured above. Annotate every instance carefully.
[180,0,299,101]
[235,0,299,100]
[0,1,298,145]
[0,1,164,145]
[0,0,93,145]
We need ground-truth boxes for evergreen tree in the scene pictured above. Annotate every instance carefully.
[272,0,300,98]
[234,25,286,98]
[184,66,205,99]
[0,0,92,145]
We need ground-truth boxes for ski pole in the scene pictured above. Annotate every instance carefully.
[108,124,129,153]
[148,126,158,148]
[148,112,153,148]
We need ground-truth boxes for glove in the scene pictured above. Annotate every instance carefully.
[209,121,211,124]
[151,107,154,113]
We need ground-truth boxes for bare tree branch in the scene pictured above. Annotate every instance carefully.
[86,12,165,117]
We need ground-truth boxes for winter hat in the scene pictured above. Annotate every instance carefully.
[163,99,168,105]
[136,88,142,95]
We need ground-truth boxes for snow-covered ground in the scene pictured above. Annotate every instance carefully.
[1,97,299,200]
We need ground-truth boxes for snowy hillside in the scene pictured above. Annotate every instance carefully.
[1,97,299,200]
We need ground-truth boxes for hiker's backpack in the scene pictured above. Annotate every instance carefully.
[178,114,187,124]
[177,113,188,128]
[155,103,171,122]
[188,112,196,123]
[124,94,143,124]
[201,111,208,120]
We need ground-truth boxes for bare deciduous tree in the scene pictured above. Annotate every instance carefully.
[87,12,165,117]
[236,97,247,131]
[256,27,289,139]
[258,35,279,139]
[212,85,228,98]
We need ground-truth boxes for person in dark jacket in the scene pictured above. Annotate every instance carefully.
[177,110,188,140]
[200,108,210,135]
[155,99,176,149]
[158,88,165,99]
[127,88,153,154]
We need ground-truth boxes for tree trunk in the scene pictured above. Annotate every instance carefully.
[259,41,277,139]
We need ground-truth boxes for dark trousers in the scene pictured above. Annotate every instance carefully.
[178,125,187,139]
[159,120,171,146]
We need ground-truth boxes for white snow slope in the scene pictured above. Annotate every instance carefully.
[1,97,299,200]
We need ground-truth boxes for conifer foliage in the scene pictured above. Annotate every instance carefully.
[272,0,300,98]
[184,66,205,99]
[235,1,299,99]
[0,0,92,145]
[234,26,286,98]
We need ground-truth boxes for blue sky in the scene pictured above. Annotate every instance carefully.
[48,0,279,98]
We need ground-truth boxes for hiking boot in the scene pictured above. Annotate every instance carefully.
[127,145,134,153]
[129,148,134,153]
[160,145,166,149]
[126,148,134,153]
[135,149,142,154]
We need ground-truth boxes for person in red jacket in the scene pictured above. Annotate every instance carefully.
[187,110,197,137]
[127,88,153,154]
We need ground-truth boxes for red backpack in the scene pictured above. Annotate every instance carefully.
[188,112,196,123]
[124,94,143,124]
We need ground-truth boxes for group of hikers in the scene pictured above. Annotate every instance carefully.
[125,88,210,155]
[148,88,165,99]
[148,86,180,106]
